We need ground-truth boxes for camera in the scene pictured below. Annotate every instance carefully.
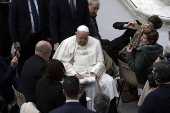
[147,74,158,87]
[147,67,158,87]
[159,52,170,61]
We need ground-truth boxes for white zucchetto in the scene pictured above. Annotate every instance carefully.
[77,25,89,32]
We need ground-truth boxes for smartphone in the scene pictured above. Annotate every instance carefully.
[134,24,141,31]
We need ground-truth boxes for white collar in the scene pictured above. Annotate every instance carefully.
[66,100,79,103]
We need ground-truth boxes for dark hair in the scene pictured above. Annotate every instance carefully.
[94,94,110,113]
[63,76,79,98]
[153,60,170,83]
[44,59,65,82]
[148,15,162,29]
[142,28,158,45]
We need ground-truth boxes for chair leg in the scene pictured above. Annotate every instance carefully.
[116,79,125,107]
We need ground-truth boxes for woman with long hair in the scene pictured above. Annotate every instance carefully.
[35,59,66,113]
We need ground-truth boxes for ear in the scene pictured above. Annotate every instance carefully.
[149,40,153,44]
[63,89,66,95]
[43,51,47,55]
[78,85,82,94]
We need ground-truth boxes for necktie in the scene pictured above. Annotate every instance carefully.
[30,0,40,32]
[70,0,76,19]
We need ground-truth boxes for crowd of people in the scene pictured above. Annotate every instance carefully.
[0,0,170,113]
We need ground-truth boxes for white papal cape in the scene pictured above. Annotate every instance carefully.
[53,35,118,108]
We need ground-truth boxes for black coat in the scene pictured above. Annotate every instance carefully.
[49,0,90,44]
[0,56,18,104]
[18,55,46,103]
[138,84,170,113]
[35,78,65,113]
[9,0,50,45]
[0,3,9,32]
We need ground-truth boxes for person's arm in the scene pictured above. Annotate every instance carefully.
[49,0,60,45]
[126,45,145,73]
[82,0,90,29]
[53,40,77,76]
[9,0,21,50]
[113,22,128,30]
[44,0,50,39]
[138,92,156,113]
[1,56,18,84]
[113,21,138,30]
[56,88,66,107]
[91,41,105,77]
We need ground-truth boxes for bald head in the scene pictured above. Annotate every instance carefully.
[35,41,52,61]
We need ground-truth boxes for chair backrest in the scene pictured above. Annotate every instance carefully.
[12,85,26,108]
[118,59,143,88]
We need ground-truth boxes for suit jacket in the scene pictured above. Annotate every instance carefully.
[18,55,46,103]
[49,102,95,113]
[49,0,90,44]
[0,3,9,32]
[35,78,65,113]
[9,0,50,45]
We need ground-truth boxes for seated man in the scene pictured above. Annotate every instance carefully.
[18,41,52,103]
[49,76,95,113]
[107,15,162,65]
[138,60,170,113]
[53,25,118,111]
[94,94,110,113]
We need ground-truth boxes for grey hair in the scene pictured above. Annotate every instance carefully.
[88,0,100,5]
[164,43,170,53]
[94,94,110,113]
[35,44,49,52]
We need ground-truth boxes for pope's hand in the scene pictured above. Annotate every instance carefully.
[75,74,84,79]
[91,73,97,79]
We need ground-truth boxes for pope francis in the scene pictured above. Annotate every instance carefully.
[53,25,118,110]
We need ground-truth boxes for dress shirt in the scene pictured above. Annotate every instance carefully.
[27,0,39,33]
[66,100,79,102]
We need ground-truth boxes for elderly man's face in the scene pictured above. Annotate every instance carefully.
[89,1,100,17]
[76,31,89,46]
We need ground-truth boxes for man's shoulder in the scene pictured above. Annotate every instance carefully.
[50,102,95,113]
[88,36,100,45]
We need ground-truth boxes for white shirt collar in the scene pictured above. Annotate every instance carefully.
[66,100,79,103]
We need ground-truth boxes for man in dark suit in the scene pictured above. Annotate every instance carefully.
[0,1,12,57]
[49,0,90,51]
[49,76,95,113]
[9,0,50,72]
[17,41,52,103]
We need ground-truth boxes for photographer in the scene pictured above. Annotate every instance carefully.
[138,60,170,113]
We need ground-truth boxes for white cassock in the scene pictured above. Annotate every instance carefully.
[53,35,119,110]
